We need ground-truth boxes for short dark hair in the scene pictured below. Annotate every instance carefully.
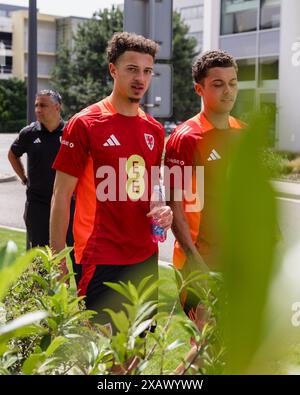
[107,31,159,64]
[192,50,238,84]
[36,89,62,104]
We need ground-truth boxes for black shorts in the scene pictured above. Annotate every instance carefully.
[77,253,158,331]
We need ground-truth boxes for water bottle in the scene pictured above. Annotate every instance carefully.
[150,184,167,243]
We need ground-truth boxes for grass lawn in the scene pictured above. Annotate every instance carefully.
[0,227,26,251]
[0,227,191,374]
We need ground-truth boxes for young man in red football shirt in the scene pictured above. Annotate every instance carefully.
[50,32,172,329]
[164,50,245,373]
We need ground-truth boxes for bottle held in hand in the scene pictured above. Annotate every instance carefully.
[150,184,167,243]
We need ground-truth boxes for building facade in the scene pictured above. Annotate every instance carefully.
[12,10,57,91]
[204,0,300,151]
[173,0,204,53]
[56,16,87,52]
[0,3,27,80]
[204,0,281,147]
[174,0,300,151]
[0,3,86,91]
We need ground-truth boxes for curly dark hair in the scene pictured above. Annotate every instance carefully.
[107,32,159,64]
[192,50,238,84]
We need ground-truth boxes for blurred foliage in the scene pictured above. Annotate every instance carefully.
[219,114,278,374]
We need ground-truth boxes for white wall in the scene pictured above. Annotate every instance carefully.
[203,0,221,51]
[278,0,300,151]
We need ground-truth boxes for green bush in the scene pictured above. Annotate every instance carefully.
[261,149,291,178]
[0,120,27,133]
[0,242,212,375]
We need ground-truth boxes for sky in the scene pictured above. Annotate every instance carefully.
[0,0,123,18]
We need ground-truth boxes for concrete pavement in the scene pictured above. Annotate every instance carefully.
[0,133,18,182]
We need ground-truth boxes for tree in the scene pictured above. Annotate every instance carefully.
[51,7,123,118]
[170,11,200,122]
[0,78,27,132]
[51,8,199,122]
[0,78,26,122]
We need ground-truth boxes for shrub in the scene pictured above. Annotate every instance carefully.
[0,242,213,375]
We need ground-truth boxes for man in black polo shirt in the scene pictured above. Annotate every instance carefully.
[8,90,76,276]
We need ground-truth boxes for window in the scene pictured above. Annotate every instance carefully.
[0,55,12,73]
[187,31,203,53]
[221,0,259,34]
[0,32,12,49]
[237,58,256,81]
[181,5,203,20]
[221,0,281,35]
[259,56,278,85]
[232,89,256,120]
[260,0,280,30]
[187,32,203,44]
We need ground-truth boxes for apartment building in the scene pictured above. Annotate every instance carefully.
[0,3,27,79]
[0,3,86,91]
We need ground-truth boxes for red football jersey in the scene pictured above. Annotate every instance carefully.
[164,112,245,270]
[53,98,164,265]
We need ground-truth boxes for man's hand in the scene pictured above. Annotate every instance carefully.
[58,258,69,286]
[179,251,210,297]
[147,205,173,231]
[184,251,209,276]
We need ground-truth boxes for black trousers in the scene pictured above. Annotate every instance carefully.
[24,198,80,283]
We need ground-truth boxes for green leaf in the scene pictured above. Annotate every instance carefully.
[40,334,52,351]
[37,357,60,374]
[0,241,18,269]
[103,281,132,302]
[137,275,153,295]
[134,302,158,327]
[103,309,129,333]
[31,273,49,290]
[0,248,40,301]
[22,353,45,375]
[132,319,153,338]
[0,343,8,356]
[51,247,74,266]
[0,311,47,336]
[34,248,51,273]
[45,336,69,357]
[139,280,159,304]
[166,339,185,351]
[127,281,139,302]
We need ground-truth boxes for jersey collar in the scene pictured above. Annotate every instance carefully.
[197,112,244,132]
[40,119,64,133]
[99,97,148,120]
